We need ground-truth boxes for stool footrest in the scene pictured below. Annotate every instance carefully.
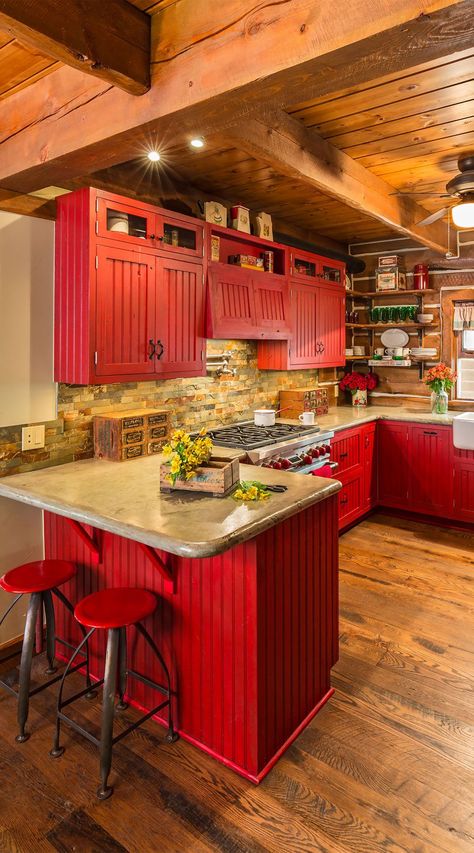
[59,678,105,710]
[112,699,171,746]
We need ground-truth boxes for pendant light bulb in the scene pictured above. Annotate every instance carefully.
[147,150,161,162]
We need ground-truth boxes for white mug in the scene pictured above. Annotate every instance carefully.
[353,346,365,355]
[375,348,384,356]
[299,411,315,425]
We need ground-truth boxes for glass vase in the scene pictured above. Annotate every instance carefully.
[431,389,448,415]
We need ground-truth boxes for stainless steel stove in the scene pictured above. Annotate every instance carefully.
[207,420,335,474]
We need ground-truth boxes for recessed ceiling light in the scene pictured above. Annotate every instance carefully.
[147,150,161,162]
[190,137,205,149]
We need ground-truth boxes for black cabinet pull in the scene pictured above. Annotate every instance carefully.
[148,339,156,360]
[340,496,348,505]
[148,234,156,240]
[156,340,165,360]
[339,452,348,459]
[423,430,438,436]
[320,341,325,353]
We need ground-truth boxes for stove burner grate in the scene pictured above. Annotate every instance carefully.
[207,421,320,450]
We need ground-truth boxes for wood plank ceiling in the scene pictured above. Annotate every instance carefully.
[0,2,473,248]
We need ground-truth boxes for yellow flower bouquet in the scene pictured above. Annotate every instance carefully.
[162,428,213,486]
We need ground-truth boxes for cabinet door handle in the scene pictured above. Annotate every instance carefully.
[339,452,348,459]
[340,496,348,505]
[148,234,156,240]
[423,430,437,436]
[148,339,156,360]
[156,340,165,360]
[320,341,325,353]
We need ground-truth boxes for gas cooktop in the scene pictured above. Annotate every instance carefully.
[207,420,321,450]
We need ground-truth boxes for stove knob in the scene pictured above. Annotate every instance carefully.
[323,444,331,455]
[303,454,312,465]
[311,447,321,458]
[280,458,291,470]
[272,460,282,470]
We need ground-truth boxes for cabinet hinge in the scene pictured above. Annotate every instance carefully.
[94,351,98,365]
[95,255,99,269]
[95,198,99,213]
[202,272,205,285]
[95,221,99,235]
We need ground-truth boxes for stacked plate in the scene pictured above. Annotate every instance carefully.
[411,348,438,362]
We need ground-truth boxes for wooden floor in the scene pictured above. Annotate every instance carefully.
[0,513,473,853]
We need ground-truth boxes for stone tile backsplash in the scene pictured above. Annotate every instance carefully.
[0,341,321,477]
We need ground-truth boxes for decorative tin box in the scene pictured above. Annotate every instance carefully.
[279,387,329,419]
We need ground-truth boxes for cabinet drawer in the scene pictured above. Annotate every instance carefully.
[337,473,362,529]
[331,428,362,475]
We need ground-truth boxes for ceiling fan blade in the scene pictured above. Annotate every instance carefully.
[416,208,448,226]
[390,191,451,197]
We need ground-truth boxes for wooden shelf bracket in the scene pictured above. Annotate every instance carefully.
[64,518,104,562]
[139,543,175,594]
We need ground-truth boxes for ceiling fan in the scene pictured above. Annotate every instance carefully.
[391,153,474,228]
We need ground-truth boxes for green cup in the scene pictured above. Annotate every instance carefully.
[380,307,389,323]
[399,305,409,321]
[371,306,380,323]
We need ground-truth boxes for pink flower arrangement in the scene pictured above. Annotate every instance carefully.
[424,363,456,393]
[339,371,378,394]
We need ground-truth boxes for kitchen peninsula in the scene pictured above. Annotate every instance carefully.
[0,457,340,782]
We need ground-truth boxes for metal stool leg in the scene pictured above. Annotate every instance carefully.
[116,627,128,711]
[52,586,96,699]
[97,628,119,800]
[135,622,178,743]
[50,627,96,758]
[43,590,57,675]
[16,592,41,743]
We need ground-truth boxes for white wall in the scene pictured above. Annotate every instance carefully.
[0,212,55,645]
[0,211,56,427]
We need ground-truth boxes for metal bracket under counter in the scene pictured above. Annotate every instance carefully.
[138,543,175,595]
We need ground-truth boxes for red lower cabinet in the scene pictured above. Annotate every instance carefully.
[337,473,362,529]
[377,421,410,509]
[454,447,474,522]
[408,424,453,516]
[362,423,377,509]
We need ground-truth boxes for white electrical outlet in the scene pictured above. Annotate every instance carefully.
[21,425,45,451]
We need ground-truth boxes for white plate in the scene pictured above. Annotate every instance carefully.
[380,328,410,348]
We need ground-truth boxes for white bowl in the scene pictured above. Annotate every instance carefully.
[416,314,433,324]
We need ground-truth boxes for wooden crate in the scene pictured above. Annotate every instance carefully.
[279,387,329,419]
[94,408,169,461]
[160,456,240,497]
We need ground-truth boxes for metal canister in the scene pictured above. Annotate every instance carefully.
[171,229,179,247]
[262,250,274,272]
[413,263,429,290]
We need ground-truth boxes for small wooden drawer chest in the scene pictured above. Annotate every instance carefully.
[94,409,169,461]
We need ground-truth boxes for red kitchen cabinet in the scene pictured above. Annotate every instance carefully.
[453,447,474,523]
[258,278,345,370]
[337,472,363,529]
[408,425,453,516]
[206,266,290,339]
[377,421,410,508]
[55,187,205,384]
[95,245,156,378]
[362,423,377,509]
[331,427,362,476]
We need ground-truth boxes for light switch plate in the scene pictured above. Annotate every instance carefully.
[22,425,45,451]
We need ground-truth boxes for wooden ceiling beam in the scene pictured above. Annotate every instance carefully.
[0,0,471,194]
[225,111,450,254]
[0,188,56,219]
[0,0,150,95]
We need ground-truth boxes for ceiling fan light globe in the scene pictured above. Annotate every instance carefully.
[452,202,474,228]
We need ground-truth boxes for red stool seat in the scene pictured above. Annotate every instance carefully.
[74,588,156,630]
[0,559,77,594]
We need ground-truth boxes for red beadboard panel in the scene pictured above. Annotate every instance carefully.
[408,425,453,516]
[44,498,338,781]
[159,258,204,376]
[331,427,362,475]
[54,188,94,384]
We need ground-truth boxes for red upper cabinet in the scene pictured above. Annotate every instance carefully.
[206,266,256,339]
[253,273,291,338]
[408,425,453,516]
[95,245,156,378]
[258,276,346,370]
[55,187,205,384]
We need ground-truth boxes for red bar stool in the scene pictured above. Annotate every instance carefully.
[0,559,94,743]
[50,587,178,800]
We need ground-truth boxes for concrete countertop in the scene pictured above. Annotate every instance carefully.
[311,404,457,433]
[0,456,340,559]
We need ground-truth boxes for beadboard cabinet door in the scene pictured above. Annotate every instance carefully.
[288,281,319,366]
[314,283,346,367]
[378,421,410,507]
[408,425,453,516]
[207,266,257,339]
[95,245,157,378]
[156,258,205,377]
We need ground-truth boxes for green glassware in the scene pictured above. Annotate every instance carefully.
[399,305,409,321]
[408,305,417,321]
[380,307,389,323]
[371,306,380,323]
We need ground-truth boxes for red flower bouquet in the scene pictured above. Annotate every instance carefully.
[424,363,456,415]
[339,371,378,407]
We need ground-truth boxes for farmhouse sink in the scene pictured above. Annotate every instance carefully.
[453,412,474,450]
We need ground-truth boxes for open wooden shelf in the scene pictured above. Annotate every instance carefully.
[346,322,438,330]
[345,355,369,360]
[347,288,435,299]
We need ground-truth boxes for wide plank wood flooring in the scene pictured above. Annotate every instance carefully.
[0,513,472,852]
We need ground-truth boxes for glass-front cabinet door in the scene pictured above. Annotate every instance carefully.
[289,249,319,279]
[156,214,203,259]
[96,197,157,247]
[319,259,345,285]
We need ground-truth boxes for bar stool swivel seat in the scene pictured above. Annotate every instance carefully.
[50,586,178,800]
[0,559,94,743]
